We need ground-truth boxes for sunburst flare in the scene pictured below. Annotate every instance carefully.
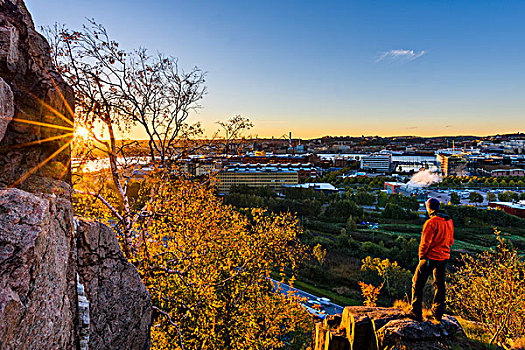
[11,117,74,132]
[10,139,72,188]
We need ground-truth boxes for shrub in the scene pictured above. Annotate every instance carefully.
[304,219,341,235]
[360,241,389,258]
[450,192,461,205]
[444,204,525,228]
[136,180,313,349]
[360,256,412,301]
[310,235,336,248]
[346,215,358,232]
[382,203,418,220]
[313,243,327,265]
[324,199,364,222]
[359,281,383,307]
[448,230,525,344]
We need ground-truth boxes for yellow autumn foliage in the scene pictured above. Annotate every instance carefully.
[131,179,313,349]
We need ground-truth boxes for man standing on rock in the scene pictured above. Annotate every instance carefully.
[409,198,454,322]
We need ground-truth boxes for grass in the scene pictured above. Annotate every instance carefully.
[449,240,488,253]
[455,317,501,349]
[380,223,422,233]
[307,219,522,258]
[392,299,436,319]
[374,225,502,255]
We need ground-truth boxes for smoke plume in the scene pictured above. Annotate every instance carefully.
[407,169,442,188]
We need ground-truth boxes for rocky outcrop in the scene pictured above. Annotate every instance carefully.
[76,219,152,350]
[0,0,152,349]
[0,1,79,348]
[376,316,465,350]
[313,306,474,350]
[0,0,74,193]
[0,187,152,350]
[0,188,77,349]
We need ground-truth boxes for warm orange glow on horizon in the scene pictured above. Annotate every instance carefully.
[120,120,522,141]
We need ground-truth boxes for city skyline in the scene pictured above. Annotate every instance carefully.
[26,0,525,138]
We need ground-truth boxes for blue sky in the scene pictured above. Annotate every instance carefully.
[26,0,525,138]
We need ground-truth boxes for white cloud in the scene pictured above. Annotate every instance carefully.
[376,49,426,63]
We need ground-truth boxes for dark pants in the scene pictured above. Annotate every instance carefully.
[411,258,448,319]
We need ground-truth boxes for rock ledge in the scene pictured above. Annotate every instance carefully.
[313,306,472,350]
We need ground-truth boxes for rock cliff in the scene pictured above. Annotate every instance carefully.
[0,188,77,349]
[0,0,73,194]
[0,1,151,349]
[76,219,151,350]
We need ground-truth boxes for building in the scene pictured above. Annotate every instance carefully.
[182,159,222,177]
[283,183,341,195]
[333,157,348,168]
[217,164,302,193]
[437,154,468,177]
[195,163,217,177]
[238,153,319,165]
[491,169,525,177]
[360,154,392,172]
[384,181,405,194]
[489,201,525,219]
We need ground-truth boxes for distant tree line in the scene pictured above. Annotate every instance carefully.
[224,185,420,223]
[312,171,525,190]
[438,175,525,188]
[308,172,400,189]
[443,204,525,228]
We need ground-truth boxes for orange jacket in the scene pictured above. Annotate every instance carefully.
[419,213,454,261]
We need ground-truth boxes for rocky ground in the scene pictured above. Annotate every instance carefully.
[313,306,486,350]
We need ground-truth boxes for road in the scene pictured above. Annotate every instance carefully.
[270,279,344,319]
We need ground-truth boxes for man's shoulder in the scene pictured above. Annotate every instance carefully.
[423,217,437,228]
[426,216,439,223]
[430,214,454,226]
[425,215,451,225]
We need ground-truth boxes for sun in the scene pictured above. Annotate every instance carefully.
[74,126,90,139]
